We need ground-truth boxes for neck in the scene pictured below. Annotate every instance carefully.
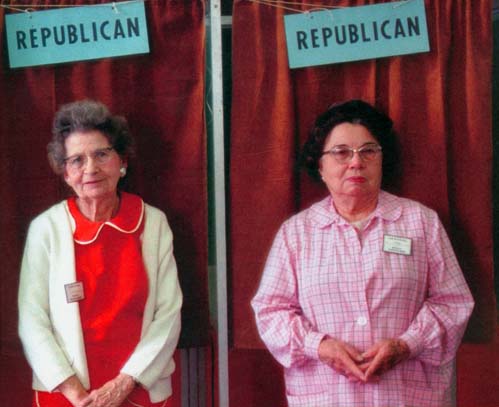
[332,191,378,222]
[76,194,120,222]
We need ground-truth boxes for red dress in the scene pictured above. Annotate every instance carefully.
[34,193,171,407]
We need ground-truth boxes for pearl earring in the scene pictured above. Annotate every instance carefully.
[120,167,127,177]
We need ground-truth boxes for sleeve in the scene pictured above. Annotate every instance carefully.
[18,218,76,391]
[121,210,182,388]
[399,211,474,366]
[251,224,326,369]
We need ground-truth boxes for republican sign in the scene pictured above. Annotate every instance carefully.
[284,0,430,69]
[5,1,150,68]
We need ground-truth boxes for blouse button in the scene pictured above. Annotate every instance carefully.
[356,316,368,326]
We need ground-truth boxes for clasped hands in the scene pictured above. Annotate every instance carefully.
[318,337,410,383]
[58,373,136,407]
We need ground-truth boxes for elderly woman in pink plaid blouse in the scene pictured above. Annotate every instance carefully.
[251,100,474,407]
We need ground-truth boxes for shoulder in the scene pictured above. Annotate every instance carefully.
[32,200,67,221]
[143,202,168,224]
[379,191,441,228]
[23,201,73,256]
[279,196,331,237]
[141,200,173,241]
[28,201,70,234]
[381,191,437,216]
[139,201,175,257]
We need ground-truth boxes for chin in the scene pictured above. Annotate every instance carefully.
[347,187,377,196]
[81,189,115,200]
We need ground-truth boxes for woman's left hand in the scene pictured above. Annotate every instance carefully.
[360,339,410,381]
[85,373,136,407]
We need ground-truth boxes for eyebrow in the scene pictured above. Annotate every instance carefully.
[331,142,379,148]
[64,146,113,160]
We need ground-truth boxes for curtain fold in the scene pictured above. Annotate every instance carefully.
[230,0,495,349]
[0,2,208,403]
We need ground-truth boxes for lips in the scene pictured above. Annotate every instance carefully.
[347,176,366,183]
[84,179,103,185]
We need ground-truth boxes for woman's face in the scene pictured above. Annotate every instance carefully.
[319,122,382,201]
[63,130,124,202]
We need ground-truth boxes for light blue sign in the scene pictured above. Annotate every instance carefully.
[284,0,430,69]
[5,1,150,68]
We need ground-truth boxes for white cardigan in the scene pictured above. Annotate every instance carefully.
[18,200,182,403]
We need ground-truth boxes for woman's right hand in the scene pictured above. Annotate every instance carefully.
[318,337,366,382]
[56,375,91,407]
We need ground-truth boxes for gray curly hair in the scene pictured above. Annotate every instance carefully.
[47,100,134,176]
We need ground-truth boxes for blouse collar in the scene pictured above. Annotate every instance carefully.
[308,190,402,228]
[67,192,144,245]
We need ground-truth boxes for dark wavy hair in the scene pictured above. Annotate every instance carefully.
[300,99,399,189]
[47,100,135,187]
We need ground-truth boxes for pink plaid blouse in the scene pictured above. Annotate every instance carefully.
[252,191,474,407]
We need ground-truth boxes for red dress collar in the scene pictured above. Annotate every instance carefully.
[67,192,144,245]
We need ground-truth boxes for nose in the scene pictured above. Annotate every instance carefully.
[83,155,99,172]
[348,151,365,168]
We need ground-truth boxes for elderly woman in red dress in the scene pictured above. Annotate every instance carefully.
[18,100,182,407]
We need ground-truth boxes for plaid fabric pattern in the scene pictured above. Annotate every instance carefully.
[252,191,474,407]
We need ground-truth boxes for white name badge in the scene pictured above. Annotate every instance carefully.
[65,281,85,303]
[383,235,412,256]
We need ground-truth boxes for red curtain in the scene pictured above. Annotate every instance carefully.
[230,0,495,352]
[0,1,208,404]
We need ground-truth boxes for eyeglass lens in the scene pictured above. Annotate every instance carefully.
[64,147,114,169]
[326,144,381,163]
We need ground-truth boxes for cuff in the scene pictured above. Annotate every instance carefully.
[399,330,424,358]
[303,332,327,360]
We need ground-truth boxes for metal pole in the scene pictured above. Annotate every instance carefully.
[207,1,229,406]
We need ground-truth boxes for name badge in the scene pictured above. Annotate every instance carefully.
[383,235,412,256]
[65,281,85,303]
